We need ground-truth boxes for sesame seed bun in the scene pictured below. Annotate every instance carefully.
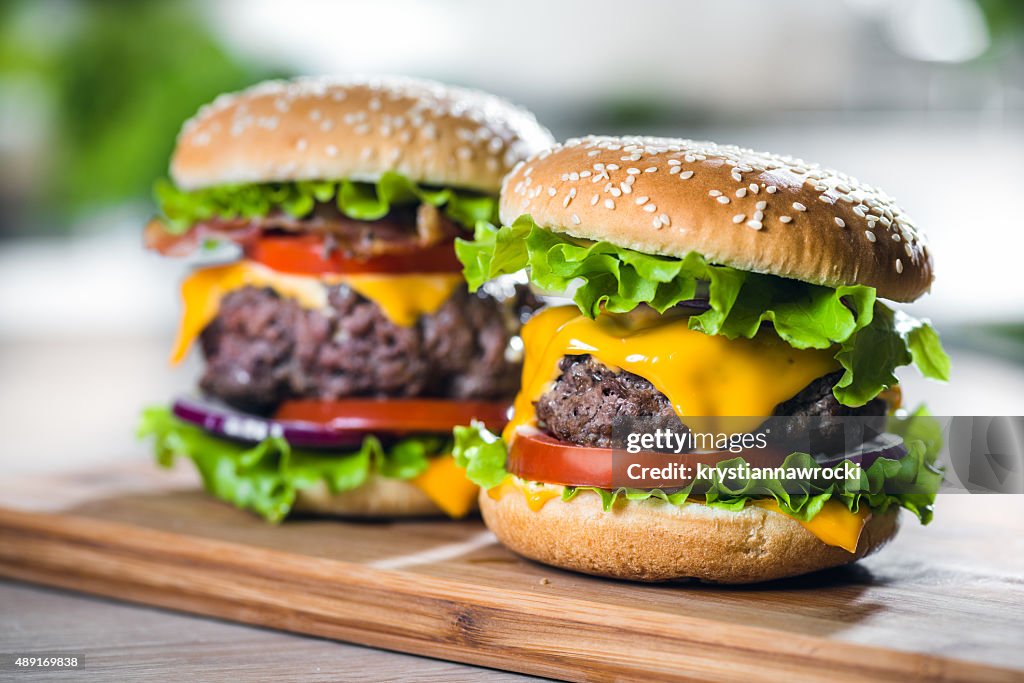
[501,135,932,302]
[171,76,554,194]
[480,487,898,583]
[294,474,475,519]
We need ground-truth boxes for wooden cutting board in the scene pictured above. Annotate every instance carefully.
[1,461,1022,683]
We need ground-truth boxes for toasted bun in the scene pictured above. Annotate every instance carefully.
[501,135,931,302]
[480,487,898,583]
[171,76,553,193]
[294,474,474,518]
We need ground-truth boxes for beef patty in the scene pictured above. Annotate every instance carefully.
[535,355,886,450]
[199,284,529,414]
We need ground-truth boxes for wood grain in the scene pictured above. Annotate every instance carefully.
[0,463,1022,683]
[0,582,537,682]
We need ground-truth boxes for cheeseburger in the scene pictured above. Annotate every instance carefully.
[139,76,553,521]
[454,135,949,583]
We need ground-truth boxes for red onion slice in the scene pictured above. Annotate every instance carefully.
[172,396,367,450]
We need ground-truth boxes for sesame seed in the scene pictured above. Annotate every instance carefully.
[865,230,876,242]
[668,159,681,166]
[547,187,557,197]
[895,259,904,274]
[733,214,746,224]
[679,171,694,180]
[717,196,731,204]
[591,194,599,206]
[766,186,778,194]
[652,218,663,229]
[643,204,657,213]
[753,210,764,220]
[620,183,632,194]
[580,170,592,178]
[571,213,581,225]
[755,201,767,210]
[604,199,615,209]
[793,202,807,212]
[669,166,681,175]
[610,187,622,197]
[892,233,901,242]
[325,144,338,157]
[732,171,743,182]
[635,196,649,205]
[295,138,308,151]
[709,190,722,197]
[834,217,845,228]
[644,167,658,173]
[606,163,620,171]
[627,167,641,175]
[660,213,671,226]
[736,188,747,198]
[747,220,763,230]
[779,216,792,224]
[749,184,759,194]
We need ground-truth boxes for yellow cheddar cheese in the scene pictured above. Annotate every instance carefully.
[413,455,479,519]
[169,261,462,364]
[505,306,840,441]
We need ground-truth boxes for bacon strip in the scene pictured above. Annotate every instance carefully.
[145,202,461,258]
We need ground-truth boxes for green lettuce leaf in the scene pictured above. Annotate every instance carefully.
[456,216,950,406]
[451,409,943,524]
[154,171,498,234]
[138,405,445,522]
[452,421,509,490]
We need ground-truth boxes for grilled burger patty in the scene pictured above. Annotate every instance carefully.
[199,284,528,414]
[535,355,886,449]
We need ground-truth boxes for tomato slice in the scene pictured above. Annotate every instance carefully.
[508,431,788,489]
[246,234,463,275]
[275,399,510,435]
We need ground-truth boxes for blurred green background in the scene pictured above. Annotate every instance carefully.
[0,0,1022,471]
[0,0,284,234]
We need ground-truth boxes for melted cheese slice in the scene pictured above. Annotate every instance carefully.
[488,478,868,551]
[170,261,462,364]
[505,305,840,441]
[753,499,870,553]
[488,476,561,512]
[412,455,479,519]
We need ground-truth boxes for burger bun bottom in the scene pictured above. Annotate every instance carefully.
[480,487,898,583]
[293,475,472,518]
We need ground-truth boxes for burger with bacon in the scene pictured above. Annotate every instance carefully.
[453,135,948,583]
[139,76,553,522]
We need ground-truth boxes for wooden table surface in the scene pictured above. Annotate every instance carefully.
[0,581,537,681]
